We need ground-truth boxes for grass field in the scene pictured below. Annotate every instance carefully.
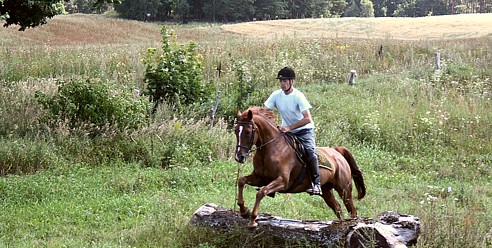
[0,13,491,247]
[222,13,492,40]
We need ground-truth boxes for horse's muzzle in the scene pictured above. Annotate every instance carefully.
[235,145,251,163]
[235,153,247,163]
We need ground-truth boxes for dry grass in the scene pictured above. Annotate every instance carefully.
[3,13,491,47]
[0,14,162,46]
[221,13,492,40]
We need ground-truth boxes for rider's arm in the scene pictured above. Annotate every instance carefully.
[280,110,312,132]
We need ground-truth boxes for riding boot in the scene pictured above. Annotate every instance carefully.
[306,155,322,196]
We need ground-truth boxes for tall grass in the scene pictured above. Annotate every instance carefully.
[0,44,151,83]
[0,15,490,247]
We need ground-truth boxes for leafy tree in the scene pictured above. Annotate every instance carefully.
[64,0,112,14]
[155,0,173,21]
[288,0,311,18]
[330,0,348,16]
[231,0,255,21]
[114,0,162,21]
[413,0,447,16]
[202,0,254,22]
[254,0,287,20]
[187,0,205,20]
[343,0,362,16]
[372,0,400,16]
[174,0,190,22]
[393,0,415,16]
[0,0,118,30]
[371,0,387,16]
[360,0,375,16]
[309,0,331,17]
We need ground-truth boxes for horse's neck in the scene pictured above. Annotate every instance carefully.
[254,117,279,145]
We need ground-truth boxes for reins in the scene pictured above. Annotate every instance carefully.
[235,120,284,158]
[250,131,284,153]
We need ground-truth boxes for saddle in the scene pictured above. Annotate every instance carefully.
[283,133,333,171]
[258,133,333,198]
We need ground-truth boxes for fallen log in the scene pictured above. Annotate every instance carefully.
[189,203,420,247]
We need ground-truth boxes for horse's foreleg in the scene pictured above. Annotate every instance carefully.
[237,174,262,219]
[249,177,287,227]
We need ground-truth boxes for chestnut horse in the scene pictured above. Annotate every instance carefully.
[234,107,366,227]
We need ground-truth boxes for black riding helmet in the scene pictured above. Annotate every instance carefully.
[276,67,296,80]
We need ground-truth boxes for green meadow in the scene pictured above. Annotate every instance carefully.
[0,14,491,247]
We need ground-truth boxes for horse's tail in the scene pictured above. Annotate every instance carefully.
[334,146,366,200]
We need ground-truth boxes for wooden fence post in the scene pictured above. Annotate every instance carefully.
[210,91,222,129]
[435,52,441,70]
[348,70,357,85]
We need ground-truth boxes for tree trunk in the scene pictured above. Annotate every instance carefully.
[190,203,420,247]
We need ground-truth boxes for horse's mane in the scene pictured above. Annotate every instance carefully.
[241,106,276,125]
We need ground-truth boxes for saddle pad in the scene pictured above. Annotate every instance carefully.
[316,147,333,171]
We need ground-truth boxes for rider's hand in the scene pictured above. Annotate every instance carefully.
[279,126,290,133]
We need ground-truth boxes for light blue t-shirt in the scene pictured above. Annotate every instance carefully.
[264,88,314,132]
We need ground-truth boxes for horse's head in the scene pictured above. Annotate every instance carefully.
[234,109,257,163]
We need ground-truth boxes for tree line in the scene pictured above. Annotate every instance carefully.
[66,0,492,22]
[2,0,491,31]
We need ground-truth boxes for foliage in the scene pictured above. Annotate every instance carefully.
[0,0,65,31]
[111,0,492,22]
[3,0,492,32]
[64,0,113,14]
[35,79,149,133]
[113,0,163,21]
[174,0,190,22]
[143,26,213,113]
[0,0,116,30]
[360,0,375,17]
[254,0,288,19]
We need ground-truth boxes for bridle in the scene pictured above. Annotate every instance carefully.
[235,120,256,157]
[235,120,284,158]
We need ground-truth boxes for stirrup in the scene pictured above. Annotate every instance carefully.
[306,184,323,196]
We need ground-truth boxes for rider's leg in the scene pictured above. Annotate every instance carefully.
[306,151,322,195]
[295,128,322,196]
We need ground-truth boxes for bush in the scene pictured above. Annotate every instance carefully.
[143,26,213,113]
[35,79,150,134]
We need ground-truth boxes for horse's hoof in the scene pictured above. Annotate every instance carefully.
[247,222,258,230]
[240,208,251,219]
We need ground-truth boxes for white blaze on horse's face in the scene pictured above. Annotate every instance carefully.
[235,122,255,164]
[235,125,244,162]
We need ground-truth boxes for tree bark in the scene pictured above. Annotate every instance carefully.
[190,203,420,247]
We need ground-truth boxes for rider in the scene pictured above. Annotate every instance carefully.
[264,67,322,196]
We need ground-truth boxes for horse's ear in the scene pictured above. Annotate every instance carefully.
[237,109,242,118]
[247,110,253,121]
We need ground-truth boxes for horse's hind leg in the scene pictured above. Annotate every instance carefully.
[321,186,343,220]
[335,185,358,219]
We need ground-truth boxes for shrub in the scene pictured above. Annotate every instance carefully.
[35,79,150,134]
[143,26,213,113]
